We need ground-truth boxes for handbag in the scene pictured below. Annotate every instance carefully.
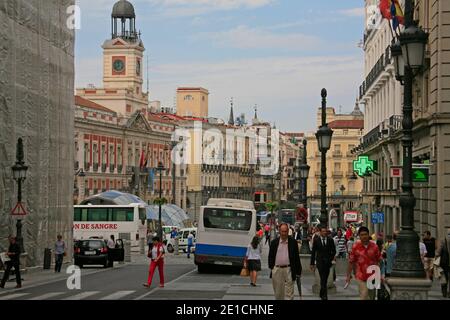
[377,283,390,301]
[240,267,249,277]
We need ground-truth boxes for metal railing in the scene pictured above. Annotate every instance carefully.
[93,163,99,172]
[110,164,115,172]
[118,164,123,173]
[101,164,107,173]
[332,171,343,177]
[359,45,392,100]
[332,151,342,158]
[84,162,90,170]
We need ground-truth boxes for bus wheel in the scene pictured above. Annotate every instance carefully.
[167,244,174,253]
[197,264,206,273]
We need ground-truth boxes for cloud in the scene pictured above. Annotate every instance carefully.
[339,8,365,17]
[146,55,363,130]
[144,0,275,17]
[192,25,321,50]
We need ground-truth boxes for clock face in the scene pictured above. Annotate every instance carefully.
[113,59,125,72]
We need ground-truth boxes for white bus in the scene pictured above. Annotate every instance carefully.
[194,198,256,273]
[73,204,147,246]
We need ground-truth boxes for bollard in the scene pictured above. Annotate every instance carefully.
[174,238,179,255]
[43,248,52,270]
[124,239,131,263]
[139,237,145,255]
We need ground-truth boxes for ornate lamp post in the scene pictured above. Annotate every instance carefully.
[156,161,165,240]
[11,138,28,253]
[315,89,333,228]
[299,139,311,254]
[390,0,428,279]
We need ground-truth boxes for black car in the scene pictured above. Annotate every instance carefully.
[74,239,124,268]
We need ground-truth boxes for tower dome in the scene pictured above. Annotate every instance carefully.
[112,0,135,18]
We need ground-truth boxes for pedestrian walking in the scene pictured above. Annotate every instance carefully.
[436,229,450,298]
[333,229,347,259]
[143,236,165,288]
[423,231,437,281]
[310,225,336,300]
[107,235,115,267]
[347,237,355,254]
[187,232,194,259]
[245,236,262,286]
[268,223,302,300]
[346,227,381,300]
[0,236,22,289]
[385,231,400,278]
[54,235,66,273]
[265,225,270,245]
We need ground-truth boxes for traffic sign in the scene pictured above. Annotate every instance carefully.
[11,202,27,216]
[412,168,429,183]
[371,212,384,224]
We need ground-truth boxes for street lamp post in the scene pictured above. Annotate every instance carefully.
[390,0,428,279]
[315,89,333,228]
[156,161,165,240]
[11,138,28,253]
[299,139,311,254]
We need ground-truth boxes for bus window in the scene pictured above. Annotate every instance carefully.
[139,208,146,222]
[81,208,88,221]
[88,208,108,221]
[112,208,134,221]
[203,208,252,231]
[74,208,81,221]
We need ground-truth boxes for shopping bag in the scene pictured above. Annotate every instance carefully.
[240,267,249,277]
[377,283,390,300]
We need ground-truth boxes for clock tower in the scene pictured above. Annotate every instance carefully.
[102,0,144,95]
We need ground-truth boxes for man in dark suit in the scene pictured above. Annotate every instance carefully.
[268,223,302,300]
[310,225,336,300]
[0,236,22,289]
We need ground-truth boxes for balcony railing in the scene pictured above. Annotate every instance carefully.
[101,164,107,173]
[359,46,391,100]
[332,151,342,158]
[362,124,381,149]
[346,151,354,157]
[118,164,123,173]
[110,164,115,172]
[93,163,99,172]
[84,162,90,170]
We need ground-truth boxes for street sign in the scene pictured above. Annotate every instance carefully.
[344,211,358,222]
[11,202,27,216]
[412,168,429,183]
[390,166,402,178]
[371,212,384,224]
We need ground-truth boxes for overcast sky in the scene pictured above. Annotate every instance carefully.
[75,0,365,133]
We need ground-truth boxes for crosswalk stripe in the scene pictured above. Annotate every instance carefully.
[29,292,65,300]
[0,293,30,300]
[100,290,135,300]
[63,291,100,300]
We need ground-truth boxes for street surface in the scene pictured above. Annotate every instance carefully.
[0,245,446,300]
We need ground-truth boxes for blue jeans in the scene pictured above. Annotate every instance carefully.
[55,254,64,272]
[187,245,192,258]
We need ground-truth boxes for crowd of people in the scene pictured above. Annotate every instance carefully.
[247,221,450,300]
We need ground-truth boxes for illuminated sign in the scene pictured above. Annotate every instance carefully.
[353,156,378,177]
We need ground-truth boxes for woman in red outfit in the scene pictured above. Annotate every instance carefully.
[143,236,165,288]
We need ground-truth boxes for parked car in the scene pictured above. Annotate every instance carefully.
[167,227,197,253]
[74,239,124,268]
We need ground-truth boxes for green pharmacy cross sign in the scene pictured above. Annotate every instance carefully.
[353,156,377,177]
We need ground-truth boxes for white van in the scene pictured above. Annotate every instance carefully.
[167,227,197,253]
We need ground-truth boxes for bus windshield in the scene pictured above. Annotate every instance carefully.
[203,208,252,231]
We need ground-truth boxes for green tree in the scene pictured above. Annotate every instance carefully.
[153,197,168,206]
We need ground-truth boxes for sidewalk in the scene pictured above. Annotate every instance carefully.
[221,242,447,300]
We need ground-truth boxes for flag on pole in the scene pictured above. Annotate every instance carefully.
[139,150,145,169]
[148,168,154,191]
[379,0,404,30]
